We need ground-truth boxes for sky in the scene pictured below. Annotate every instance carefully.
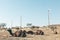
[0,0,60,28]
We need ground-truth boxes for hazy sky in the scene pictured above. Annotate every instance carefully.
[0,0,60,28]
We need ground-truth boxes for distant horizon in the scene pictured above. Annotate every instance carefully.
[0,0,60,28]
[0,23,60,28]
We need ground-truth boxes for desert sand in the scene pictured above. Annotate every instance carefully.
[0,25,60,40]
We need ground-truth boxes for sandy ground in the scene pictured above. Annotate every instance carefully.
[0,26,60,40]
[0,34,60,40]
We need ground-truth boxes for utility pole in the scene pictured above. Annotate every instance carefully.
[48,9,51,27]
[20,16,22,28]
[11,20,13,28]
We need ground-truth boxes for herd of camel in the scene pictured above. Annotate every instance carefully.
[7,28,44,37]
[7,28,58,37]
